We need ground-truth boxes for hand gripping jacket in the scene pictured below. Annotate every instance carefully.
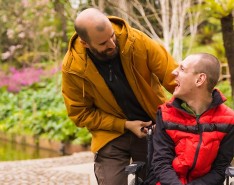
[148,89,234,185]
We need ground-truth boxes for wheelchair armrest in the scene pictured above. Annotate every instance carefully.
[125,161,145,175]
[225,166,234,177]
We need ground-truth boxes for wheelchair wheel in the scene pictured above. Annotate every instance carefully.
[129,177,143,185]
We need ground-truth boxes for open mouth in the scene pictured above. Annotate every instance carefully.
[106,48,116,56]
[175,80,180,87]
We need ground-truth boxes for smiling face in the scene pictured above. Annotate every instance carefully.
[82,19,119,61]
[172,55,201,101]
[75,8,119,61]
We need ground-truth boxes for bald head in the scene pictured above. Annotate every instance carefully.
[74,8,111,44]
[192,53,220,92]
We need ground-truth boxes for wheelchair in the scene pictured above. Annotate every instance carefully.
[125,126,234,185]
[225,166,234,185]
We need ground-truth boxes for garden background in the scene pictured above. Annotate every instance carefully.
[0,0,233,157]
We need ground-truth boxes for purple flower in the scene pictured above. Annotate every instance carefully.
[0,66,59,93]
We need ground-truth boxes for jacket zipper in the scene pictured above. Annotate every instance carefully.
[109,64,113,82]
[186,115,202,183]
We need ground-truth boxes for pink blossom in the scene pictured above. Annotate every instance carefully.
[0,66,59,93]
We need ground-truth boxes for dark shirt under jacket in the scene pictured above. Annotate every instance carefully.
[87,49,151,122]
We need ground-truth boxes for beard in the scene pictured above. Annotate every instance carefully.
[88,41,119,61]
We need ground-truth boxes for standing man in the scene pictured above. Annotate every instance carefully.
[145,53,234,185]
[62,8,177,185]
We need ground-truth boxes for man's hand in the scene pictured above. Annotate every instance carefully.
[125,120,152,138]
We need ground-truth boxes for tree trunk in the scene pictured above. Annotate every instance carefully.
[53,0,68,52]
[221,13,234,101]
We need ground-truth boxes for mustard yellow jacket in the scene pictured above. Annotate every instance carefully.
[62,16,178,152]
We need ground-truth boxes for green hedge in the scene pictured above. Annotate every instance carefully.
[0,74,91,146]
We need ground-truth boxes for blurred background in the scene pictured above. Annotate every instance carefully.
[0,0,233,161]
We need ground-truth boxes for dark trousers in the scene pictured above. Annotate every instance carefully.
[94,131,147,185]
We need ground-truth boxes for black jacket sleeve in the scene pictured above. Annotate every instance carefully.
[145,109,183,185]
[187,125,234,185]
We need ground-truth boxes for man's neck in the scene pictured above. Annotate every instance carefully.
[185,93,213,115]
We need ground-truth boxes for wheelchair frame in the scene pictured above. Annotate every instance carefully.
[225,166,234,185]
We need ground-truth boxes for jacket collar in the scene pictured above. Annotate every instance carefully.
[108,16,135,55]
[168,89,226,114]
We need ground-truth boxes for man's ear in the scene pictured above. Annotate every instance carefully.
[196,73,206,87]
[79,38,89,48]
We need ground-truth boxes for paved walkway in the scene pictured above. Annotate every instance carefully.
[0,151,97,185]
[1,152,232,185]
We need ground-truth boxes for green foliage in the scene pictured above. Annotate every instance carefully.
[196,18,220,45]
[184,31,227,64]
[73,128,92,147]
[0,74,91,146]
[0,0,233,148]
[203,0,234,18]
[217,80,234,109]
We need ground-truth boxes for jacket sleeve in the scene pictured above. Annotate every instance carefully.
[61,67,126,133]
[187,126,234,185]
[145,109,183,185]
[142,32,178,94]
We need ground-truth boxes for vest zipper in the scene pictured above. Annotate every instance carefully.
[186,116,202,183]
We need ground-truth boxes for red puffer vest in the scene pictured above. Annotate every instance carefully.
[157,94,234,184]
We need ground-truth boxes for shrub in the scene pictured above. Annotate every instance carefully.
[0,72,91,146]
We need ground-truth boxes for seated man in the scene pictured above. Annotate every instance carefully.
[145,53,234,185]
